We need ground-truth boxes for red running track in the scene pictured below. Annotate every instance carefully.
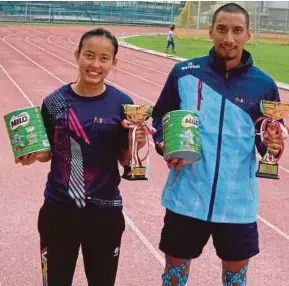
[0,25,288,286]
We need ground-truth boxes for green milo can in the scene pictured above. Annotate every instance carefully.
[162,110,201,163]
[4,106,50,159]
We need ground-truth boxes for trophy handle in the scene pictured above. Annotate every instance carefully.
[132,133,150,167]
[122,125,152,181]
[134,141,142,167]
[255,118,284,179]
[267,121,278,133]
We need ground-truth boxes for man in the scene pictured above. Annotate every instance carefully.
[152,3,284,286]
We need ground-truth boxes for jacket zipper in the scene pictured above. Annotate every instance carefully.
[207,71,229,221]
[197,79,203,111]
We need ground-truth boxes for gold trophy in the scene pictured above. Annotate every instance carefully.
[255,100,289,179]
[121,104,155,180]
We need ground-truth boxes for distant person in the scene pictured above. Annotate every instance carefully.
[166,24,176,53]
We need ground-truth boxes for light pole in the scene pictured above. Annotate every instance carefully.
[196,0,201,39]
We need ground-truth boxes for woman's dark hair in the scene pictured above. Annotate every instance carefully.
[77,28,119,58]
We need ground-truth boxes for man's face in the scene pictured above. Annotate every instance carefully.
[209,11,251,61]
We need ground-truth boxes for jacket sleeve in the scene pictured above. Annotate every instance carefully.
[255,80,281,157]
[152,65,180,154]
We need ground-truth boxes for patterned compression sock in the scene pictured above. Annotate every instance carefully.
[222,264,248,286]
[162,259,190,286]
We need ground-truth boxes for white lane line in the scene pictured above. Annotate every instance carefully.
[0,64,34,106]
[3,33,65,84]
[47,34,73,52]
[1,33,165,267]
[256,154,289,174]
[25,34,154,105]
[3,32,289,244]
[5,33,152,110]
[257,215,289,240]
[279,165,289,173]
[54,34,168,76]
[43,33,163,87]
[123,213,165,267]
[68,35,77,45]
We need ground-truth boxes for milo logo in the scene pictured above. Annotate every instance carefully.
[182,115,199,128]
[10,112,30,130]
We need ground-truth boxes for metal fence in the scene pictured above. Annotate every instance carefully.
[0,1,289,38]
[175,1,289,41]
[0,1,183,26]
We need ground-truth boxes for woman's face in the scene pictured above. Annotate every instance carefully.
[75,36,117,86]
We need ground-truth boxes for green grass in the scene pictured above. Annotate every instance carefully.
[125,35,289,84]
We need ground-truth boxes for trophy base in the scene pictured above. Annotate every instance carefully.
[122,166,148,181]
[256,161,279,180]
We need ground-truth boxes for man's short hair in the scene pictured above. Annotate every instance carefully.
[212,3,249,28]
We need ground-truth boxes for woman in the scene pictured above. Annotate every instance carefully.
[16,28,146,286]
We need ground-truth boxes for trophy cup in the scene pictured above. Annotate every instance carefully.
[121,104,155,180]
[255,100,289,179]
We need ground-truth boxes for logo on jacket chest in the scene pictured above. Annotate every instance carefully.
[233,97,260,116]
[181,62,200,70]
[234,97,258,107]
[93,117,118,124]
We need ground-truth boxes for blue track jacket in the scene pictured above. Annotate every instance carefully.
[152,48,280,223]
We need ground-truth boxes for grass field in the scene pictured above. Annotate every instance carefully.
[125,35,289,84]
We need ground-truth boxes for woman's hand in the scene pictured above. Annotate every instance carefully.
[15,150,52,166]
[133,125,147,150]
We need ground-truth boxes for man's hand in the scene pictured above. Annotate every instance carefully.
[263,128,284,157]
[156,142,185,171]
[167,158,185,171]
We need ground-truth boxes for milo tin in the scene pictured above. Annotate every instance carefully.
[162,110,201,163]
[4,106,50,158]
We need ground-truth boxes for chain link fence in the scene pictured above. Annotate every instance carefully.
[0,1,183,26]
[175,1,289,43]
[0,1,288,42]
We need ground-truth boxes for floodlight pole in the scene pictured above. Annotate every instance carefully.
[171,1,174,24]
[257,1,261,39]
[49,4,52,22]
[186,2,191,37]
[254,1,258,45]
[25,2,28,22]
[196,0,201,39]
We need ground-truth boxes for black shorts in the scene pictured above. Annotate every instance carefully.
[159,209,259,261]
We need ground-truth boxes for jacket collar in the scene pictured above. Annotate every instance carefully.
[208,47,253,77]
